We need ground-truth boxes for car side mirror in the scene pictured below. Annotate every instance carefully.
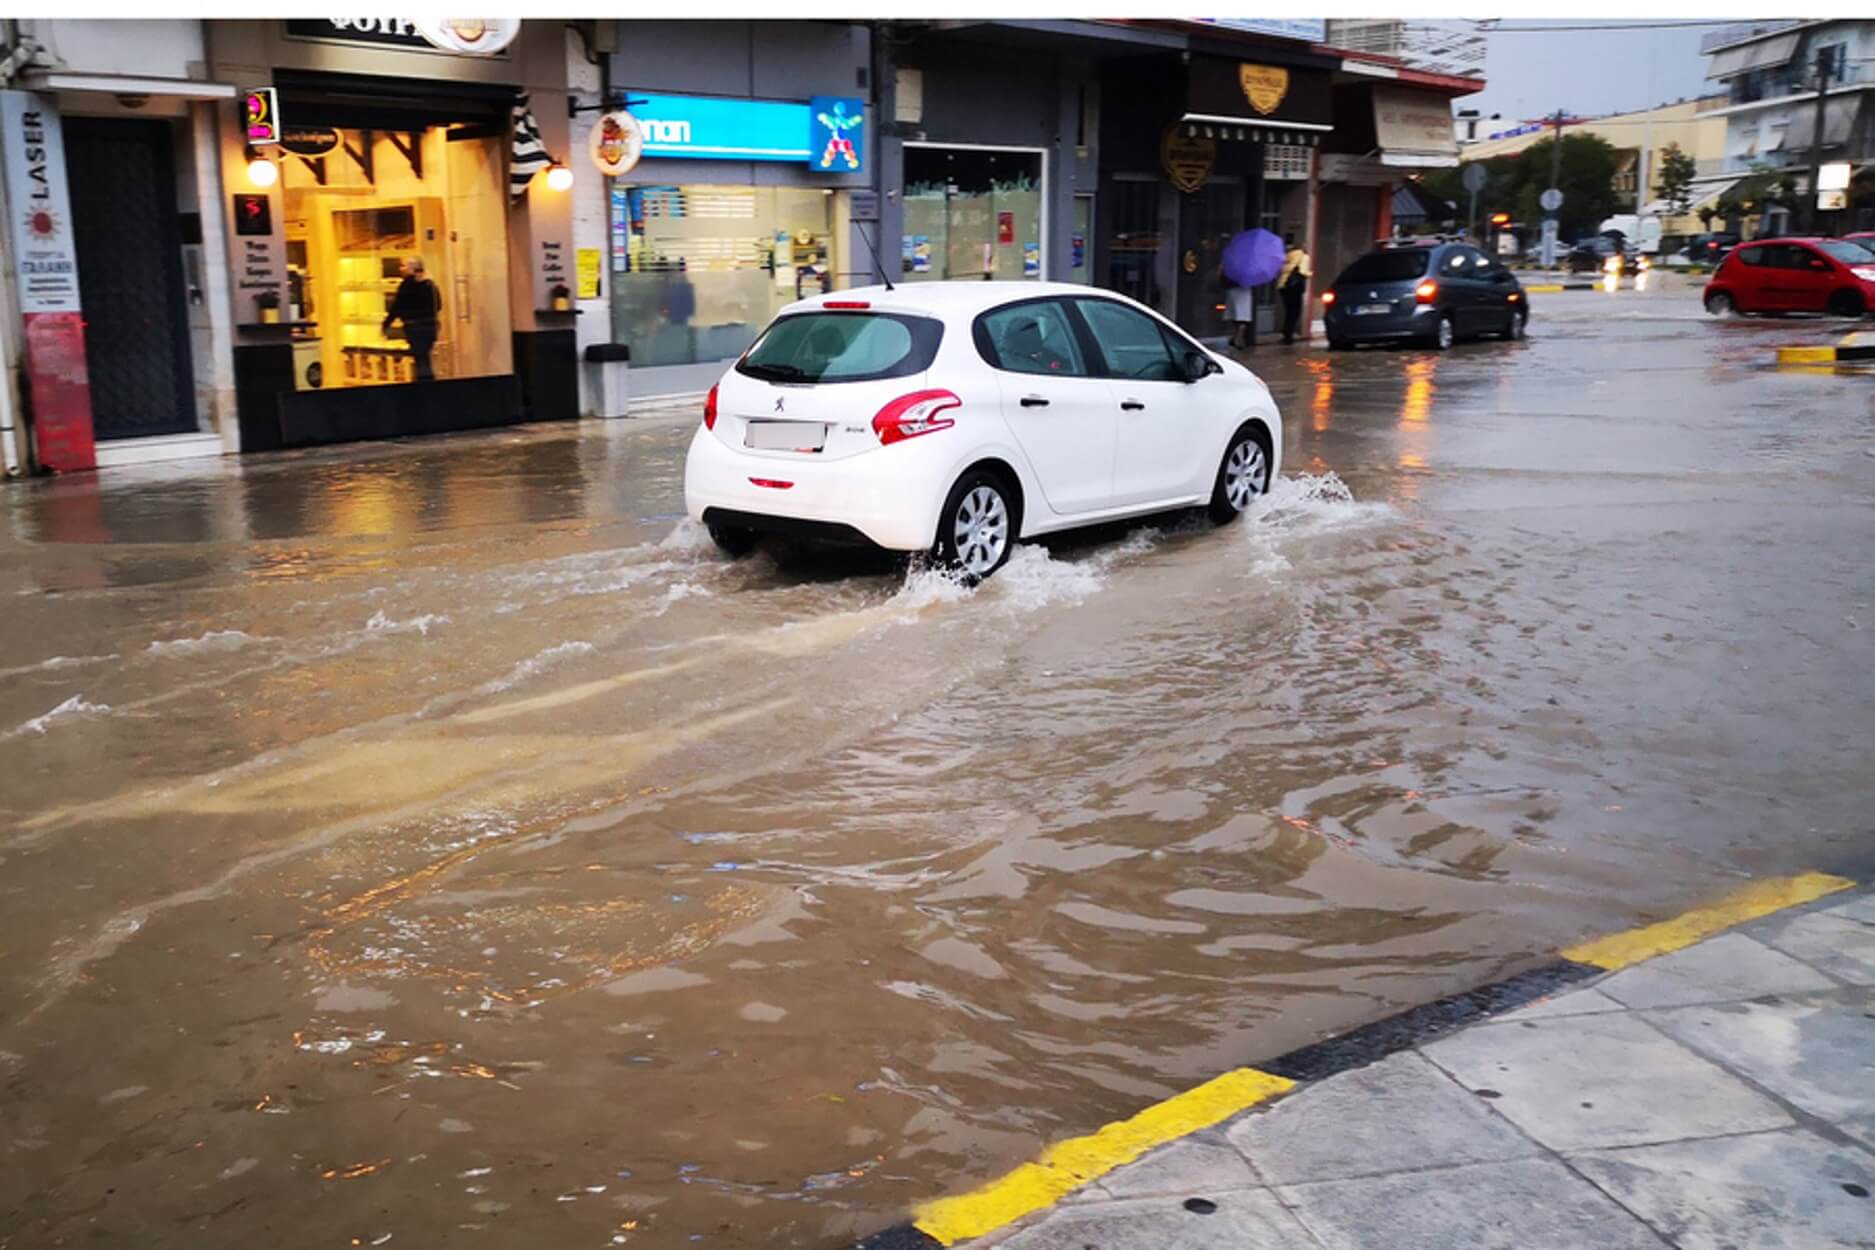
[1184,350,1220,382]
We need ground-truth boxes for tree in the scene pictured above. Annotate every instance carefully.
[1515,133,1623,239]
[1656,143,1697,215]
[1426,134,1623,241]
[1697,205,1717,230]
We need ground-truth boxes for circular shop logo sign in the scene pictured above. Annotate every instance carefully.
[589,110,646,177]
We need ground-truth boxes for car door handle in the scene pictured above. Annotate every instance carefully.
[1020,395,1049,408]
[1120,399,1145,411]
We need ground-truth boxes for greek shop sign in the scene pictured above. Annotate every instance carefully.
[629,94,865,173]
[1,92,81,314]
[283,19,520,56]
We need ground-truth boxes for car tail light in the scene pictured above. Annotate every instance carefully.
[704,383,719,431]
[1321,290,1337,305]
[1507,291,1521,302]
[1415,280,1438,303]
[824,300,871,309]
[872,389,961,446]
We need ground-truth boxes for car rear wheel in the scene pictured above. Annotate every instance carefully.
[1827,288,1865,318]
[1208,426,1271,525]
[935,470,1014,582]
[1426,313,1455,351]
[1705,291,1735,318]
[708,523,759,558]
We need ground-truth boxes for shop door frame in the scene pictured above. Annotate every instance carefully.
[62,114,198,440]
[902,140,1050,281]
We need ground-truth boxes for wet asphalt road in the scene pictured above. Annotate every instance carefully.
[2,276,1873,1249]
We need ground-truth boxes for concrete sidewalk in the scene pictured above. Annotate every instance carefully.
[965,888,1875,1250]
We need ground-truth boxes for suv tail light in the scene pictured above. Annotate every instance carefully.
[1415,280,1438,303]
[704,382,719,430]
[1321,290,1337,306]
[872,389,961,446]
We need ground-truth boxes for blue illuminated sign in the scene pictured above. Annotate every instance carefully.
[631,94,811,162]
[809,96,866,174]
[624,93,865,172]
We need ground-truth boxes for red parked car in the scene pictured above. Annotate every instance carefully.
[1704,237,1875,318]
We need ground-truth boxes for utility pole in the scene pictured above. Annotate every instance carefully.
[1807,46,1833,234]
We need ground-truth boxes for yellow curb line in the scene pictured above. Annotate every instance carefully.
[1523,284,1565,293]
[1776,345,1839,366]
[911,1066,1294,1245]
[1562,871,1854,971]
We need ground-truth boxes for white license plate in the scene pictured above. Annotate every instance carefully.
[1355,303,1392,316]
[745,420,827,452]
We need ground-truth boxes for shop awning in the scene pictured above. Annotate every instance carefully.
[1373,85,1461,169]
[1690,179,1742,211]
[20,72,237,100]
[1705,31,1801,80]
[1778,97,1862,153]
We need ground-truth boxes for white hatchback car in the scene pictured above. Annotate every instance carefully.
[683,281,1282,579]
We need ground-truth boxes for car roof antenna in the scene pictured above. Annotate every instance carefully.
[853,217,895,291]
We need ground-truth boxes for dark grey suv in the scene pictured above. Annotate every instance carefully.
[1322,240,1528,350]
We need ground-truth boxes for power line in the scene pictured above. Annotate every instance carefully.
[1475,20,1753,33]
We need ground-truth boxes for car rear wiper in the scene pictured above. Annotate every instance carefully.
[742,362,807,382]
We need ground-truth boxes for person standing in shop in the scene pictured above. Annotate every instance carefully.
[1277,233,1312,346]
[383,256,443,382]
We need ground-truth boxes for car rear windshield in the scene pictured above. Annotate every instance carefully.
[737,312,941,384]
[1337,251,1432,284]
[1816,240,1875,264]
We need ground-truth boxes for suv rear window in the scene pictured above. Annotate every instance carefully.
[1338,251,1432,284]
[737,312,941,384]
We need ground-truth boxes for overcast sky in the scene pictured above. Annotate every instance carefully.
[1461,20,1723,126]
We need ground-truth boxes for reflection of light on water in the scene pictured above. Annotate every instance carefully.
[1601,271,1619,295]
[1634,270,1652,293]
[1312,380,1333,433]
[1399,453,1426,469]
[1400,358,1435,424]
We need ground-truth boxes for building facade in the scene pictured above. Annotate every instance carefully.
[1696,19,1875,235]
[0,18,1483,476]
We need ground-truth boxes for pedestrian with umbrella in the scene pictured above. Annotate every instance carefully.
[1220,229,1285,351]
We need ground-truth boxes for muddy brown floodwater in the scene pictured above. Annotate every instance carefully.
[2,280,1873,1249]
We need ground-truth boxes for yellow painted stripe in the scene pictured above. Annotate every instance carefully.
[1563,872,1854,971]
[1777,345,1839,366]
[912,1066,1294,1245]
[1523,283,1565,293]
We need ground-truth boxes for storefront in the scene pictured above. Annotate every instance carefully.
[206,20,574,451]
[1,20,238,472]
[599,22,872,383]
[1096,46,1333,341]
[877,23,1118,291]
[1316,65,1474,296]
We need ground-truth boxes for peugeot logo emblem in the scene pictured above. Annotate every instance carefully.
[774,398,785,413]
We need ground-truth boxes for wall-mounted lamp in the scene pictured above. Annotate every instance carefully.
[246,156,278,187]
[544,163,573,192]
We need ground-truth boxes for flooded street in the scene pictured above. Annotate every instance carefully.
[3,279,1873,1249]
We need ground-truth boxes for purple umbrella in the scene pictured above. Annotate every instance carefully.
[1221,229,1285,287]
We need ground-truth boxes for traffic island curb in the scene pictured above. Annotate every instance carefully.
[1776,330,1875,368]
[847,871,1857,1250]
